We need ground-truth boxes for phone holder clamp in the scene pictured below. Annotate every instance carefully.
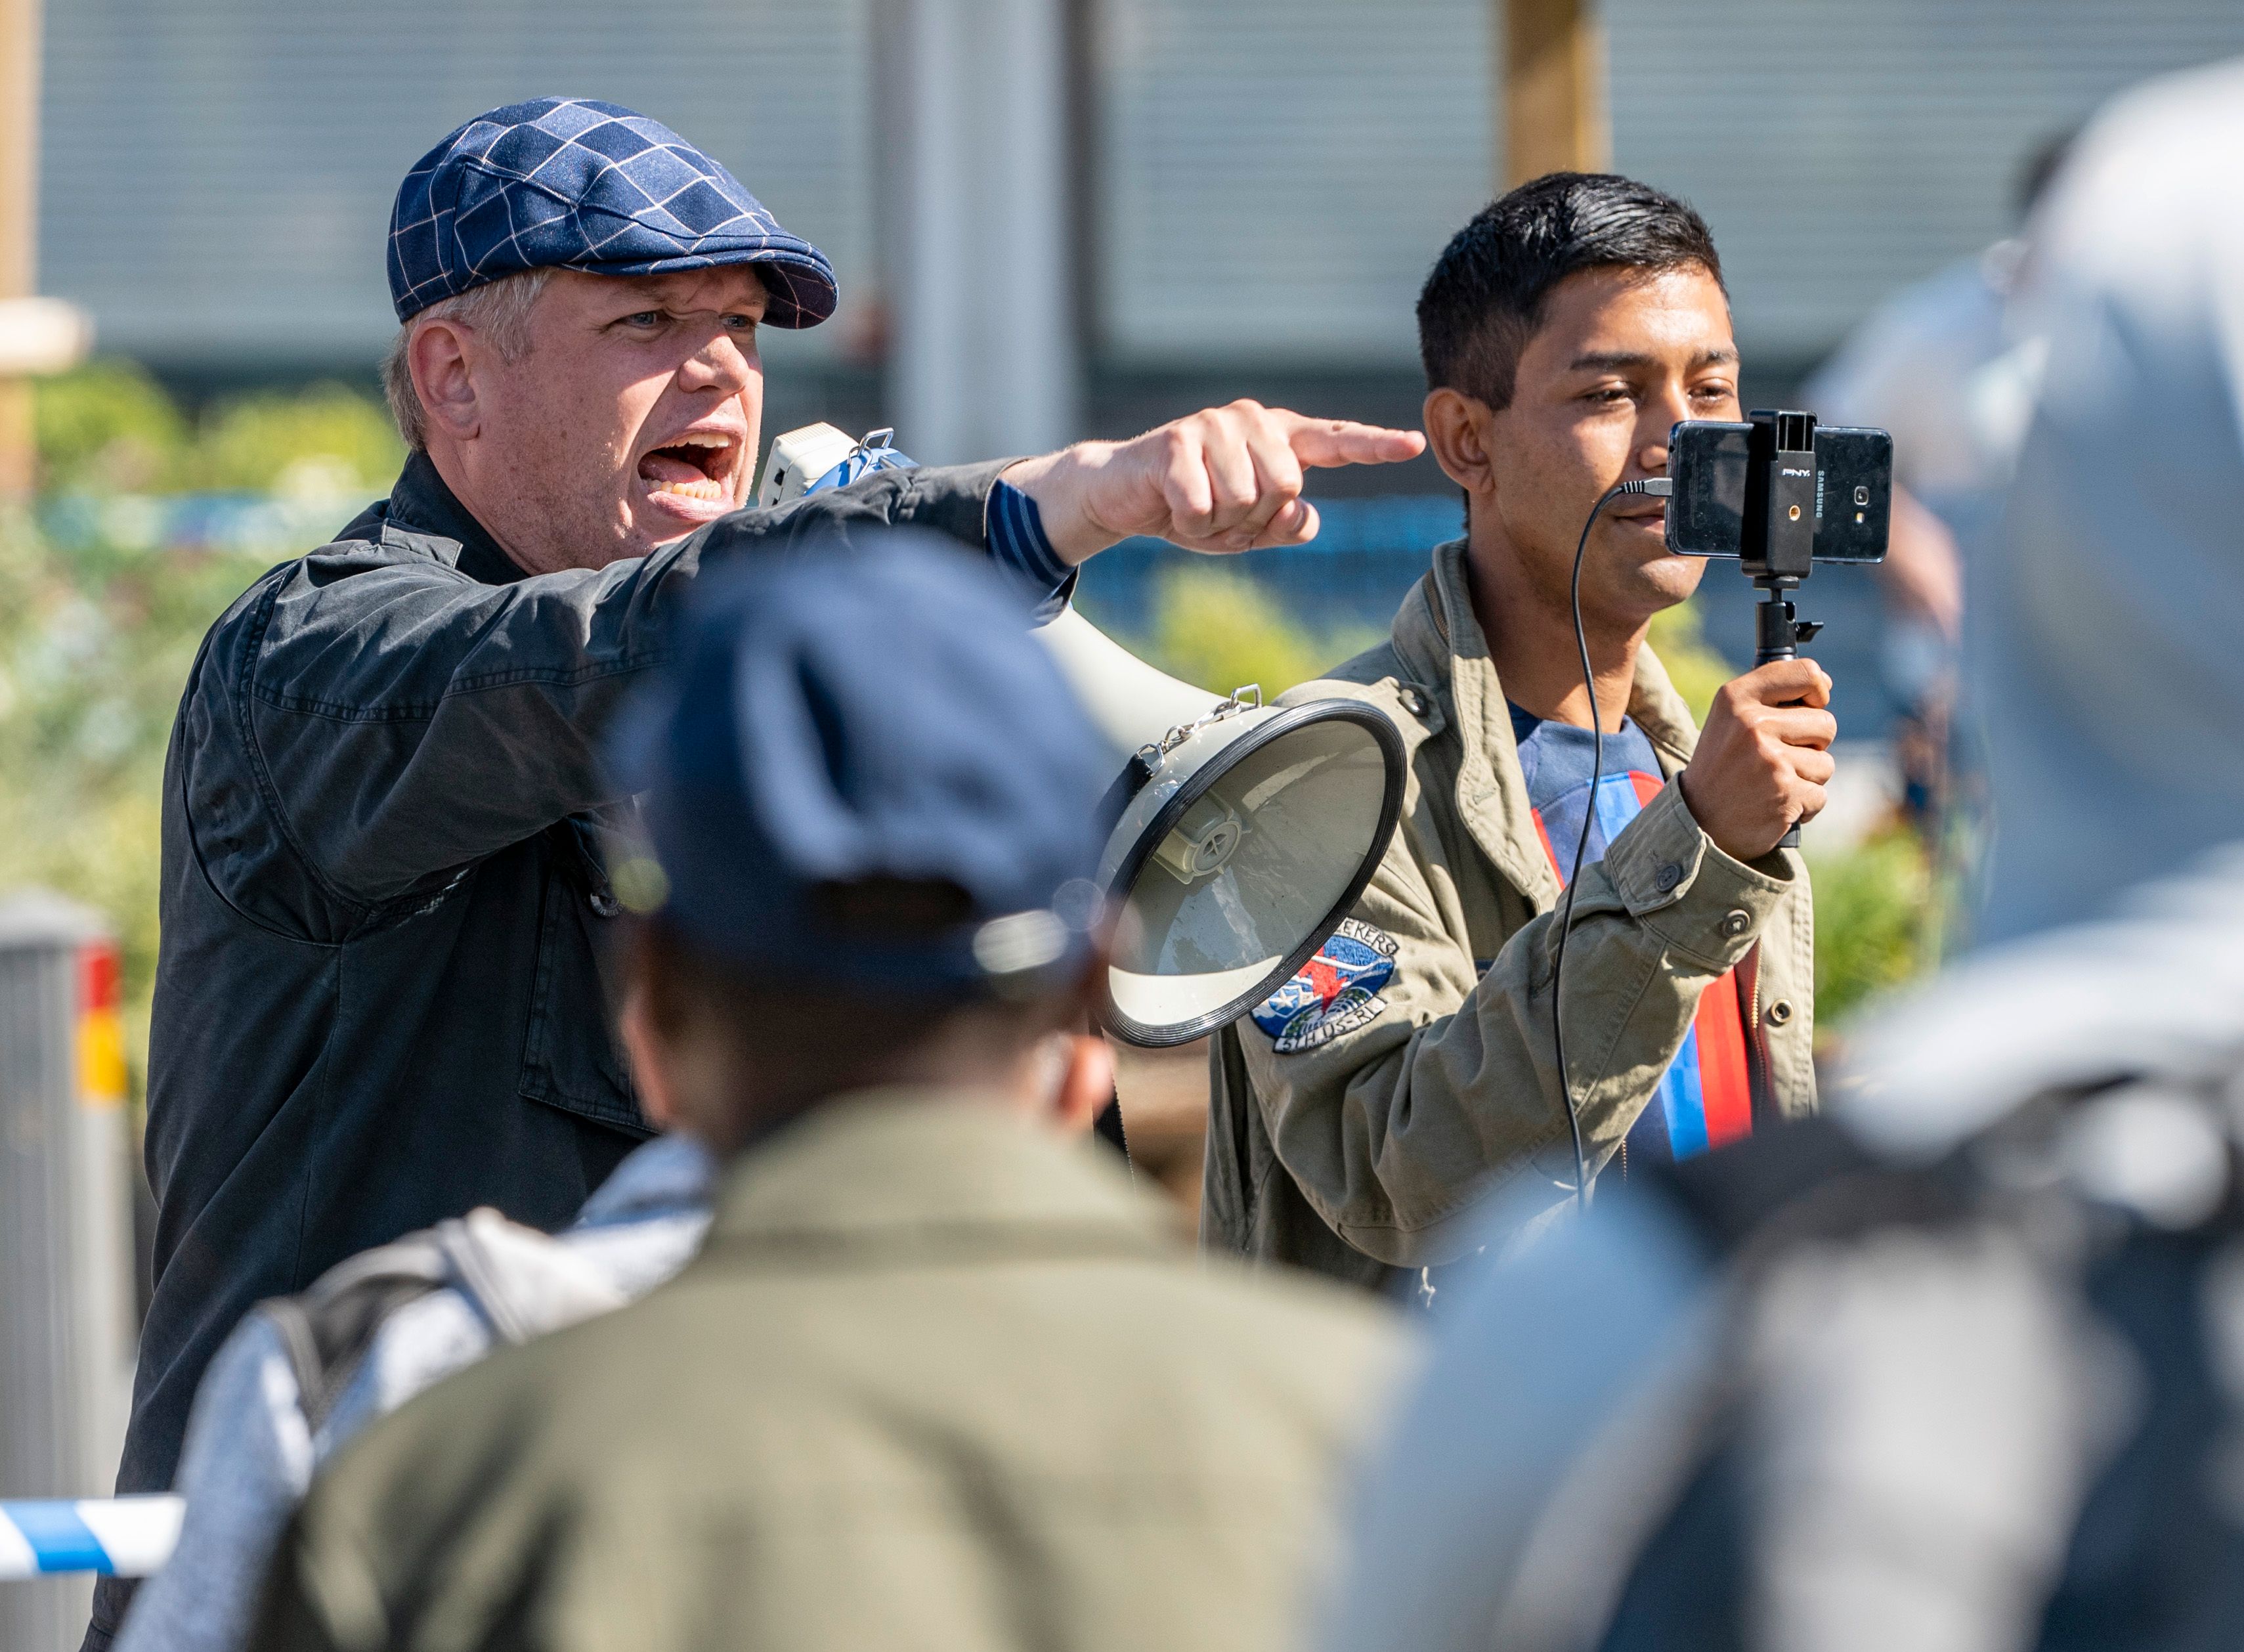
[1741,409,1824,849]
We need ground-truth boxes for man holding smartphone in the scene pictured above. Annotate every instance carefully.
[1203,173,1830,1294]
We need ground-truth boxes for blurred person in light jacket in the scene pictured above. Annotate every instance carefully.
[251,534,1408,1652]
[1321,56,2244,1652]
[112,1095,716,1652]
[1805,129,2073,566]
[1803,130,2071,835]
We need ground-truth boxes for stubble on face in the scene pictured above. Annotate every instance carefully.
[1477,265,1740,636]
[465,267,771,575]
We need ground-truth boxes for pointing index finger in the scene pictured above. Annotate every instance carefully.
[1278,412,1428,469]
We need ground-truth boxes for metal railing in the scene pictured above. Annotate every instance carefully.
[1,892,140,1649]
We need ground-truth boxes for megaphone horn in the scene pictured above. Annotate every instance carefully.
[753,422,1408,1046]
[1035,606,1406,1047]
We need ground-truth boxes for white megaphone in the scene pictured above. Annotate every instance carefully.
[758,425,1408,1046]
[1033,608,1404,1047]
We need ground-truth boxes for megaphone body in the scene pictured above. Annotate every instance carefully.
[756,422,1408,1048]
[1036,608,1406,1047]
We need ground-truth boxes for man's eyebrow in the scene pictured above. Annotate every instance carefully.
[1566,347,1740,373]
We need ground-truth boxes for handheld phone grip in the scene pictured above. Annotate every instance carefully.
[1752,593,1823,849]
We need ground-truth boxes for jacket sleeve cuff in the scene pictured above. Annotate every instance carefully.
[1602,778,1794,970]
[983,477,1078,620]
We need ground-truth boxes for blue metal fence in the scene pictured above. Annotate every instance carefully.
[1072,496,1466,636]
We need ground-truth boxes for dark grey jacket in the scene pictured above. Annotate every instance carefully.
[97,454,1025,1645]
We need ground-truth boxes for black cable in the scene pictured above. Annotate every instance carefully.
[1551,475,1673,1207]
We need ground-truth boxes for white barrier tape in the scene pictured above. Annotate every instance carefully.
[0,1497,183,1578]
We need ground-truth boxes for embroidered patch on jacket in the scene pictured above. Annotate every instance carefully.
[1250,919,1399,1054]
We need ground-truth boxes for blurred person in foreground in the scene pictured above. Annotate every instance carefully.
[1805,128,2075,618]
[1326,58,2244,1651]
[1205,174,1831,1295]
[110,93,1421,1643]
[248,535,1406,1652]
[1803,129,2073,839]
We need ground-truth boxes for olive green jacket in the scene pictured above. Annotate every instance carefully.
[253,1091,1407,1652]
[1204,540,1818,1293]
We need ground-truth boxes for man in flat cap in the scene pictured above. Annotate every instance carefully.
[95,96,1420,1648]
[252,533,1404,1652]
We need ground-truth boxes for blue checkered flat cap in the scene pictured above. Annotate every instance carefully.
[388,97,838,327]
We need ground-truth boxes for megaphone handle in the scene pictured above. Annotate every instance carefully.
[1094,1081,1131,1163]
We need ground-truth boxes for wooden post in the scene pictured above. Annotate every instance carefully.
[0,0,42,498]
[1503,0,1608,190]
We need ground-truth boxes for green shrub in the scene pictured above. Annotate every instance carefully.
[34,360,192,493]
[1806,826,1937,1031]
[1125,563,1381,697]
[35,367,403,498]
[1646,598,1733,725]
[188,383,404,494]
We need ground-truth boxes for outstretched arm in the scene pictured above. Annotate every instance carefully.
[1003,399,1426,563]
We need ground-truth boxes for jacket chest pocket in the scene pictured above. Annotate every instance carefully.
[518,819,651,1137]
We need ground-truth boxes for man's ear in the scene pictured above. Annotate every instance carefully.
[407,316,485,444]
[1423,387,1500,499]
[618,984,680,1133]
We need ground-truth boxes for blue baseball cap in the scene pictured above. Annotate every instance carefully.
[608,533,1111,995]
[388,97,838,328]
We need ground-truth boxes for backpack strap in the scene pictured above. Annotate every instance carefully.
[253,1232,452,1433]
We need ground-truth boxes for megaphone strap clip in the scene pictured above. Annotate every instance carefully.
[1121,685,1265,802]
[1152,684,1264,760]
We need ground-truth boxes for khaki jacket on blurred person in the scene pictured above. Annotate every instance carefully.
[251,1093,1405,1652]
[1205,540,1818,1293]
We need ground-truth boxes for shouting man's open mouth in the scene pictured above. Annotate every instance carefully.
[637,427,746,528]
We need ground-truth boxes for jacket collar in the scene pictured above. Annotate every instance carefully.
[1392,538,1702,913]
[374,450,528,586]
[701,1089,1179,1267]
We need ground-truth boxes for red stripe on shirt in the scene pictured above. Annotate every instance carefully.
[1530,768,1756,1153]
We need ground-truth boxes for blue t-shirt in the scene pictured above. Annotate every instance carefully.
[1510,701,1665,883]
[1510,702,1754,1166]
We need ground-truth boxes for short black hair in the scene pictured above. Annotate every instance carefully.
[1417,172,1725,411]
[632,917,1089,1153]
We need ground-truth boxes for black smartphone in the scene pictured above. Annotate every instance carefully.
[1665,420,1892,563]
